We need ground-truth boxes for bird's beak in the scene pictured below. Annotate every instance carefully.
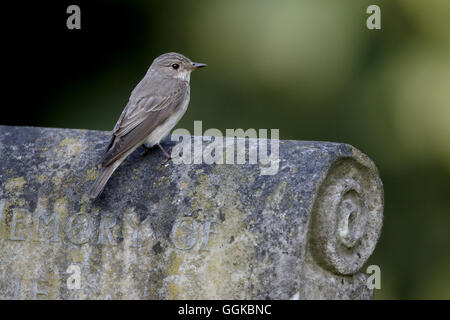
[191,62,207,70]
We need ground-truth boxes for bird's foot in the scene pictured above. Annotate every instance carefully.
[158,143,172,165]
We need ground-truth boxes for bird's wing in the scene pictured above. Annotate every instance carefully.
[106,95,166,148]
[102,81,189,167]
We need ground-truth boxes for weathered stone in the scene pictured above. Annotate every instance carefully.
[0,125,383,299]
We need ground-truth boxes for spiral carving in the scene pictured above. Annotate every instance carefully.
[309,155,383,275]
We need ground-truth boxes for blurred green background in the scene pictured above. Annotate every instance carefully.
[5,0,450,299]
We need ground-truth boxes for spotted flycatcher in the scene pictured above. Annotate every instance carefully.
[88,52,206,199]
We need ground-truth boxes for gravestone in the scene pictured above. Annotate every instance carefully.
[0,125,383,299]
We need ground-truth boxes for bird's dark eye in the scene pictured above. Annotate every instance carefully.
[171,63,179,70]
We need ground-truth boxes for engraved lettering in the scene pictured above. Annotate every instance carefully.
[200,219,217,251]
[170,217,199,250]
[10,208,28,241]
[31,279,48,300]
[66,212,94,245]
[97,214,118,245]
[34,210,60,242]
[125,214,151,248]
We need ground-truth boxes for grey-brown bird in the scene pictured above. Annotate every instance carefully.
[88,52,206,199]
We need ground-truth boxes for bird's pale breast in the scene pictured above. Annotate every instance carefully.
[143,91,190,148]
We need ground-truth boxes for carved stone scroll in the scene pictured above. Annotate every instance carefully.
[0,125,383,299]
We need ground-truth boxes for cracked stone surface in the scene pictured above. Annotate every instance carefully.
[0,125,383,299]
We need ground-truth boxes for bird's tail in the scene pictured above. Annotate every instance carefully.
[87,161,120,199]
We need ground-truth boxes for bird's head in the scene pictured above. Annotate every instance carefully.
[151,52,207,82]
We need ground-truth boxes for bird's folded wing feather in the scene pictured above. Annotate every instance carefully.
[102,81,188,167]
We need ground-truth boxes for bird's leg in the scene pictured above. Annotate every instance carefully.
[158,143,172,163]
